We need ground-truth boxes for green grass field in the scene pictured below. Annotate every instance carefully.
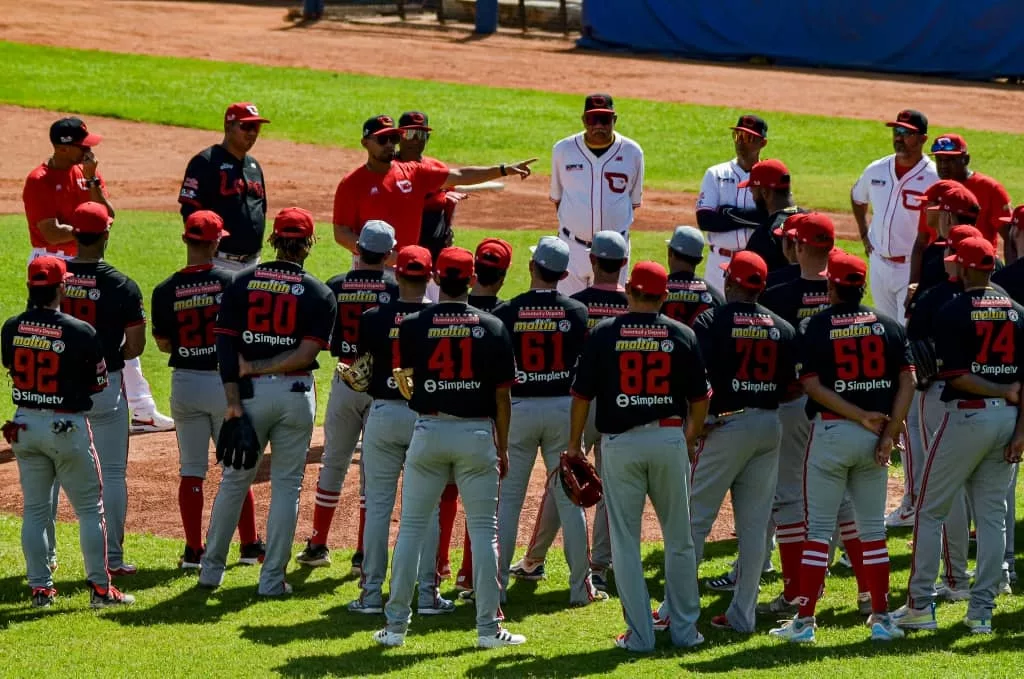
[3,41,1024,212]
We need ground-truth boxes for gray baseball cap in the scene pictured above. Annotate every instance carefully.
[530,236,570,274]
[667,225,705,258]
[590,230,628,260]
[357,219,396,254]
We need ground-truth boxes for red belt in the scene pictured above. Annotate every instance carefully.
[713,246,736,258]
[820,411,845,421]
[658,417,684,428]
[956,399,1006,410]
[880,255,907,264]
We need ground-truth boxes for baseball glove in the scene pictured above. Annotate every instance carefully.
[393,367,414,400]
[217,413,260,470]
[910,338,938,389]
[338,354,373,392]
[558,452,603,508]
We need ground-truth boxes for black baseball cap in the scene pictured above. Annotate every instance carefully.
[398,111,431,131]
[584,94,615,114]
[362,115,398,139]
[732,114,768,139]
[886,109,928,134]
[49,117,103,147]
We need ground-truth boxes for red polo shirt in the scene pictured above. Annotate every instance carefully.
[22,162,109,256]
[917,171,1011,247]
[332,160,450,249]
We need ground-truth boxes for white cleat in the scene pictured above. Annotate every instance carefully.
[130,410,175,434]
[372,628,406,647]
[477,627,526,648]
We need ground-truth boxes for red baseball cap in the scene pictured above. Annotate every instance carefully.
[627,261,668,296]
[224,102,270,125]
[436,247,475,280]
[475,238,513,271]
[28,256,71,287]
[184,210,230,242]
[71,202,112,234]
[788,212,835,247]
[820,250,867,287]
[931,133,968,155]
[272,207,315,239]
[737,159,790,189]
[945,236,996,271]
[999,204,1024,228]
[772,212,803,238]
[396,245,433,279]
[936,224,983,249]
[720,250,768,291]
[926,183,980,217]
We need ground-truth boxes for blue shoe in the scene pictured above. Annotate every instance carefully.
[869,613,905,641]
[768,616,816,643]
[892,603,937,630]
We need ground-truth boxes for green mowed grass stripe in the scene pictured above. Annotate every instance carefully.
[0,211,867,421]
[0,512,1021,677]
[2,41,1024,211]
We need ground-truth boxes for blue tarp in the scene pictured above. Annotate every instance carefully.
[578,0,1024,81]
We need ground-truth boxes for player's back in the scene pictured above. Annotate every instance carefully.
[325,269,399,364]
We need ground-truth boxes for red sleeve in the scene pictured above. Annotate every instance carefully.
[916,209,936,243]
[332,176,359,229]
[415,160,450,195]
[22,172,55,226]
[986,181,1012,237]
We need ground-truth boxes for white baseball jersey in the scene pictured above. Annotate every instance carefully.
[851,154,938,258]
[695,159,757,250]
[549,132,643,241]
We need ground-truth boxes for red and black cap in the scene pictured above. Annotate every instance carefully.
[184,210,230,242]
[28,256,71,288]
[475,238,513,271]
[272,207,315,239]
[820,250,867,287]
[436,246,475,280]
[396,245,433,279]
[362,115,398,139]
[737,159,790,189]
[49,117,102,148]
[886,109,928,134]
[398,111,431,131]
[627,261,668,296]
[584,94,615,114]
[70,202,113,234]
[945,236,996,271]
[720,251,768,291]
[224,102,270,125]
[732,114,768,139]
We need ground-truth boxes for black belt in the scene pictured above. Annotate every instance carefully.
[216,251,258,263]
[561,227,628,248]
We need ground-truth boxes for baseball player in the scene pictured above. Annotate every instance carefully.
[296,221,399,572]
[333,115,534,261]
[151,211,262,569]
[912,181,984,296]
[765,228,801,289]
[23,117,168,434]
[894,237,1022,634]
[58,202,147,576]
[199,207,337,596]
[2,256,134,608]
[569,261,710,653]
[740,159,806,273]
[770,250,916,644]
[696,115,770,295]
[178,102,269,272]
[662,226,725,326]
[690,251,796,633]
[374,247,527,649]
[352,245,451,616]
[493,237,600,607]
[549,94,644,295]
[511,231,630,591]
[851,109,939,322]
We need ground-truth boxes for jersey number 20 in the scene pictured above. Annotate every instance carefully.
[247,291,297,335]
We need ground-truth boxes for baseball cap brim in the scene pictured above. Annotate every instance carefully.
[77,132,103,147]
[399,124,432,131]
[731,126,765,138]
[585,108,615,114]
[886,121,921,132]
[931,149,964,156]
[367,128,399,138]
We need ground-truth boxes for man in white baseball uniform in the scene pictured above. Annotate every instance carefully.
[851,109,938,323]
[696,115,769,296]
[550,94,644,296]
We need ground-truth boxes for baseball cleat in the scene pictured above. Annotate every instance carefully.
[768,616,816,643]
[90,583,135,608]
[857,592,873,616]
[296,540,331,568]
[757,594,799,617]
[652,608,670,631]
[31,587,57,609]
[130,410,175,434]
[347,599,384,614]
[372,628,406,647]
[109,564,138,577]
[239,538,266,565]
[704,573,736,592]
[935,584,971,602]
[868,613,905,641]
[350,551,364,577]
[458,590,475,602]
[179,545,204,570]
[477,627,526,648]
[892,603,937,630]
[418,596,456,616]
[962,617,992,634]
[614,632,633,650]
[455,572,473,592]
[591,571,609,592]
[998,572,1013,596]
[711,614,738,631]
[571,590,610,607]
[884,506,916,528]
[509,559,546,581]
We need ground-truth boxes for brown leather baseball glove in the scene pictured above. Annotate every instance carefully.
[559,452,603,508]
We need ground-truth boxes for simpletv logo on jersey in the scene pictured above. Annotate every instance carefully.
[615,393,674,407]
[833,379,891,393]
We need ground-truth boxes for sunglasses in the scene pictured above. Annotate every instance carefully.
[237,122,262,132]
[373,133,401,146]
[584,113,614,126]
[892,126,918,137]
[401,129,429,141]
[931,137,962,153]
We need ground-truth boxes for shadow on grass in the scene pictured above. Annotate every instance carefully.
[275,645,482,678]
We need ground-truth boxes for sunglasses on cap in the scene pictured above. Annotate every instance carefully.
[401,129,429,142]
[892,126,917,137]
[237,122,262,132]
[931,137,962,153]
[732,130,760,144]
[584,112,614,126]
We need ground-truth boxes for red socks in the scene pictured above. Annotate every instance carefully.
[841,522,870,595]
[437,484,459,571]
[179,477,204,551]
[796,539,830,618]
[311,483,341,546]
[776,522,806,601]
[456,522,474,585]
[860,538,891,613]
[356,496,366,554]
[237,489,258,544]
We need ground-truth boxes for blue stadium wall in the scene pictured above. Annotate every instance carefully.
[578,0,1024,81]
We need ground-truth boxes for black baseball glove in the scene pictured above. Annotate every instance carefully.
[909,338,939,389]
[217,413,260,470]
[559,452,603,508]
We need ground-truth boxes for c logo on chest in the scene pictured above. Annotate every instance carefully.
[604,172,629,194]
[396,180,413,194]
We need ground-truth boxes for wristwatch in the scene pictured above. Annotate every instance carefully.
[85,177,101,188]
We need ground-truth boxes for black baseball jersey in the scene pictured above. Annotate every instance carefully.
[62,261,145,373]
[662,271,724,326]
[2,308,107,412]
[494,289,588,398]
[571,312,711,435]
[766,263,800,289]
[325,269,399,364]
[935,287,1024,402]
[744,206,806,273]
[797,304,913,418]
[467,294,503,313]
[358,300,430,400]
[216,261,336,367]
[917,242,949,295]
[991,259,1024,305]
[398,301,516,419]
[178,145,267,257]
[693,302,797,414]
[151,264,234,371]
[906,279,961,342]
[571,286,629,329]
[760,277,830,327]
